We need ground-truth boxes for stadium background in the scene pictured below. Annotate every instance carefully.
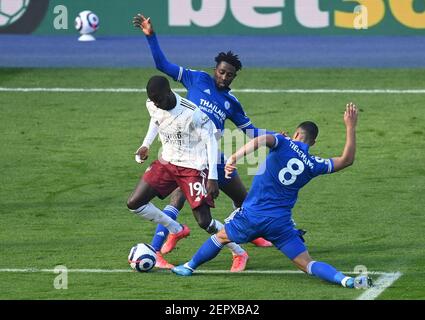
[0,0,424,303]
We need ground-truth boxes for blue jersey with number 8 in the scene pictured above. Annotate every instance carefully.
[243,134,335,219]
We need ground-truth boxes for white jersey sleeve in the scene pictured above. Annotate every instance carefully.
[141,118,159,148]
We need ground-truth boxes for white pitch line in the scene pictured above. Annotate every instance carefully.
[1,87,425,94]
[0,268,388,275]
[356,272,403,300]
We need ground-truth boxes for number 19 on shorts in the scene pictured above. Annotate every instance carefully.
[188,182,207,202]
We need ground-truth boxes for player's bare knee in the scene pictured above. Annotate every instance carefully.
[215,229,229,243]
[292,251,312,273]
[127,197,145,211]
[126,197,135,210]
[295,262,308,273]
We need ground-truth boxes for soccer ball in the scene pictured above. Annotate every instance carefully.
[128,243,157,272]
[75,10,99,35]
[0,0,30,28]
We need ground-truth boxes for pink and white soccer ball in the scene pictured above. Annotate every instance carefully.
[75,10,99,35]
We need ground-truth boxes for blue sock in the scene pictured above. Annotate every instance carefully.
[151,205,179,252]
[187,235,224,270]
[307,261,348,285]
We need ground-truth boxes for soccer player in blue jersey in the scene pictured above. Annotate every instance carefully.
[133,13,273,270]
[172,104,373,288]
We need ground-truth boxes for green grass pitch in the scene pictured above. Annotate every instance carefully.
[0,68,424,300]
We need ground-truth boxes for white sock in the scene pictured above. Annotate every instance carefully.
[132,203,182,234]
[306,261,316,275]
[212,219,246,255]
[341,276,352,287]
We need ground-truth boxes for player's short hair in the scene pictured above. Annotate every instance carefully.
[215,51,242,71]
[146,75,170,100]
[297,121,319,145]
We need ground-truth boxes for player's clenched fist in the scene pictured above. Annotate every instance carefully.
[135,146,149,164]
[207,180,219,199]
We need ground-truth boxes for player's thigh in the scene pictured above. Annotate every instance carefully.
[224,208,259,244]
[275,232,308,269]
[219,174,247,208]
[139,160,178,202]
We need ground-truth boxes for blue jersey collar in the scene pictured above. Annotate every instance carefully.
[294,140,310,152]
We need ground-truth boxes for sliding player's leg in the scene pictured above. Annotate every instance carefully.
[172,228,231,276]
[172,206,253,276]
[190,204,248,272]
[219,170,273,248]
[277,232,372,288]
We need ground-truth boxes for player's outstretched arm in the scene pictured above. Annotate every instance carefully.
[132,13,181,80]
[225,134,276,178]
[331,103,358,172]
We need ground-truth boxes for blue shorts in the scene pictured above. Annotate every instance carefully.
[224,208,307,260]
[217,152,237,187]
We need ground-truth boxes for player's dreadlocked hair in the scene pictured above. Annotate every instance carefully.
[214,51,242,71]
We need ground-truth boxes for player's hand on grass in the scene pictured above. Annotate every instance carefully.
[344,102,358,129]
[224,156,237,179]
[133,14,154,36]
[280,130,289,137]
[207,179,219,199]
[135,146,149,164]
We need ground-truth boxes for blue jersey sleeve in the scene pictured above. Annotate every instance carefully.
[228,98,274,138]
[270,134,290,150]
[240,123,277,139]
[179,69,204,90]
[146,34,205,90]
[146,34,181,81]
[311,156,334,176]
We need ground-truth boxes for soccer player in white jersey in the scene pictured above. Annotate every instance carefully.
[133,13,275,272]
[127,75,248,264]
